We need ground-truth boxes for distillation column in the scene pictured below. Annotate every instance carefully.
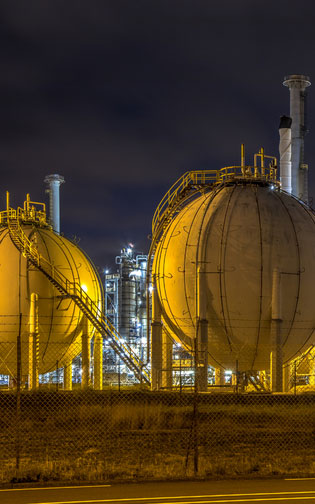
[283,75,311,202]
[44,174,65,234]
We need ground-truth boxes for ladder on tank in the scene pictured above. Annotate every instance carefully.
[7,218,151,386]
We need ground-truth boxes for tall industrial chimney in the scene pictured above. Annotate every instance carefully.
[279,115,292,194]
[44,174,65,234]
[283,74,311,202]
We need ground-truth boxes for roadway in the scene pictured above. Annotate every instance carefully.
[1,478,315,504]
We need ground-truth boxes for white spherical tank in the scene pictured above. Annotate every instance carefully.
[0,223,102,375]
[153,181,315,371]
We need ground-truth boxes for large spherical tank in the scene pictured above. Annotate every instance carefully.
[0,224,102,375]
[153,182,315,371]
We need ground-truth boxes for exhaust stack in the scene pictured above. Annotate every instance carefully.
[44,174,65,234]
[283,74,311,202]
[279,115,292,194]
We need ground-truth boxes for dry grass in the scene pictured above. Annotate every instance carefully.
[0,390,315,485]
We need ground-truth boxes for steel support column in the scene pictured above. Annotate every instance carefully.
[63,361,73,390]
[151,276,162,390]
[81,317,91,389]
[162,329,173,390]
[270,268,283,392]
[29,293,39,390]
[196,267,208,392]
[196,320,208,391]
[93,334,103,390]
[215,367,226,387]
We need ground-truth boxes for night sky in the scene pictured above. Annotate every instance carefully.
[1,1,315,273]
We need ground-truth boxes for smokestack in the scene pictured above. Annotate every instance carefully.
[283,74,311,202]
[44,174,65,234]
[279,115,292,194]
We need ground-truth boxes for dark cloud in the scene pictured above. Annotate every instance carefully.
[0,1,315,269]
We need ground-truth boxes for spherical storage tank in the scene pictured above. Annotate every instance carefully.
[153,178,315,372]
[0,205,102,376]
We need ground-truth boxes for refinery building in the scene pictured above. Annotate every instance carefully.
[0,74,314,394]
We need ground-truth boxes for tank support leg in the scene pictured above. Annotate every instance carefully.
[270,269,283,393]
[162,329,173,390]
[196,267,208,392]
[94,334,103,390]
[151,322,162,390]
[81,317,91,389]
[151,276,163,390]
[282,363,290,392]
[307,356,315,387]
[215,367,225,387]
[29,293,39,390]
[64,361,72,390]
[196,319,208,392]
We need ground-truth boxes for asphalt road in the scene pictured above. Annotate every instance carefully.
[1,478,315,504]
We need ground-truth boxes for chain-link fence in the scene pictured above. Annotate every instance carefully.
[1,389,315,485]
[1,339,315,485]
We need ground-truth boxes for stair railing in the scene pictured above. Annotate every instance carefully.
[7,217,150,385]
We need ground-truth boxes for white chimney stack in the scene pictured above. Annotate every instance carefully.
[44,174,65,234]
[279,115,292,194]
[283,74,311,202]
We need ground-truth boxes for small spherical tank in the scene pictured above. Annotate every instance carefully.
[153,181,315,372]
[0,223,102,375]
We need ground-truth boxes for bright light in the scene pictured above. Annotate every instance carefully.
[270,185,275,190]
[149,285,154,293]
[130,269,141,277]
[127,248,132,255]
[81,284,88,293]
[105,269,109,274]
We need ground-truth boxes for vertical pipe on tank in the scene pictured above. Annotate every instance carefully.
[29,293,39,390]
[63,361,73,390]
[270,268,283,392]
[44,174,65,234]
[93,334,103,390]
[151,276,162,390]
[279,115,292,193]
[81,317,91,389]
[283,75,311,201]
[196,266,208,392]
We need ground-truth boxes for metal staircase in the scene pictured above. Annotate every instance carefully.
[7,217,150,385]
